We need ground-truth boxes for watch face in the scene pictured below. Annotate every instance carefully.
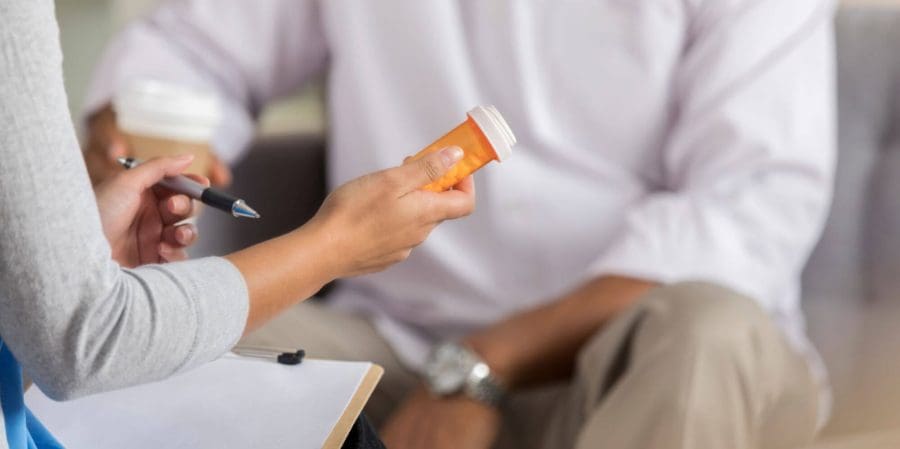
[426,344,470,395]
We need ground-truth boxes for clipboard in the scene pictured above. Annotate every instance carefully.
[322,362,383,449]
[25,356,384,448]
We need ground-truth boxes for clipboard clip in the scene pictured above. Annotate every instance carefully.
[231,347,306,365]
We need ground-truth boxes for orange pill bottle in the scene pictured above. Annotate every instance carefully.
[410,105,516,192]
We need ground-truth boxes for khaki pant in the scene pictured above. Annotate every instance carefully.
[240,282,819,449]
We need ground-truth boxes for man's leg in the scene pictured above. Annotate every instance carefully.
[494,385,567,449]
[542,281,820,449]
[238,301,419,427]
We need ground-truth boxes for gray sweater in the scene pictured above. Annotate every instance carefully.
[0,0,249,402]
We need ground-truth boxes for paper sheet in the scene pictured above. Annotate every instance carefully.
[26,357,374,448]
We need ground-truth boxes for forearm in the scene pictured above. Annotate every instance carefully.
[465,276,656,389]
[225,222,340,335]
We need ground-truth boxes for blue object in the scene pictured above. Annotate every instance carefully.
[0,340,64,448]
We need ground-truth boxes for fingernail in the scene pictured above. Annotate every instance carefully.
[171,196,187,212]
[175,154,195,162]
[178,227,194,244]
[158,244,173,255]
[440,147,464,167]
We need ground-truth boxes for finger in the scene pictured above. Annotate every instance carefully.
[436,189,476,220]
[152,173,209,207]
[450,175,475,194]
[158,194,195,225]
[208,155,233,187]
[158,243,189,263]
[162,223,198,248]
[137,198,165,265]
[183,173,211,188]
[124,154,196,192]
[417,188,476,222]
[389,146,463,194]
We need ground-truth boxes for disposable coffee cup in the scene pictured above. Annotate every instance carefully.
[112,80,222,176]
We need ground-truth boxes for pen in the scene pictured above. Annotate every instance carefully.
[232,347,305,365]
[117,157,260,219]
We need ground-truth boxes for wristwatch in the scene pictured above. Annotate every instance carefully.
[423,342,507,407]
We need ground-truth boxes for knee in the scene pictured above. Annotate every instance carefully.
[571,281,780,406]
[637,281,773,348]
[574,281,776,378]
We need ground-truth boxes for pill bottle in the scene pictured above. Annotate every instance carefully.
[410,105,516,192]
[113,80,222,177]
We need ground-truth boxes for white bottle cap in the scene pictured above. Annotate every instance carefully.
[113,80,222,142]
[467,105,516,162]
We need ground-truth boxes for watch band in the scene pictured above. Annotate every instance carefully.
[464,360,506,407]
[425,342,507,407]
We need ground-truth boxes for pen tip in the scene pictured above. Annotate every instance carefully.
[232,200,261,219]
[116,157,138,169]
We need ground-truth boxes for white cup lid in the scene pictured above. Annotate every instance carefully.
[467,105,516,162]
[113,80,222,142]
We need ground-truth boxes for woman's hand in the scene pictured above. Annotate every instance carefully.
[308,146,475,278]
[94,155,207,268]
[227,146,474,334]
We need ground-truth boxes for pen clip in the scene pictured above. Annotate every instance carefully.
[231,346,305,365]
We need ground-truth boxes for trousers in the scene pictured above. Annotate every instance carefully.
[240,282,819,449]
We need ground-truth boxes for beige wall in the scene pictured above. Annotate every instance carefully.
[843,0,900,4]
[56,0,899,140]
[56,0,112,124]
[56,0,325,139]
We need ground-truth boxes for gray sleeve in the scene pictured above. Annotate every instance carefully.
[0,0,249,400]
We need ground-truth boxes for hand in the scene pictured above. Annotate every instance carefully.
[94,155,207,267]
[84,105,232,186]
[381,387,501,449]
[307,146,475,278]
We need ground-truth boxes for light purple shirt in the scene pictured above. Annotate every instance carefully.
[85,0,837,421]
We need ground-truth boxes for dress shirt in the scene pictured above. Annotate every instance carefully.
[85,0,837,420]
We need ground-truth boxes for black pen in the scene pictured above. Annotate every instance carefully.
[231,347,305,365]
[117,157,260,219]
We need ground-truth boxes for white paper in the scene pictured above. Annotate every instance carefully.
[26,357,373,448]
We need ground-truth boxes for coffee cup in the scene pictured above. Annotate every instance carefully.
[113,80,222,176]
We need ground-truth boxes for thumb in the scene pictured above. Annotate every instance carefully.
[123,155,195,191]
[394,146,464,193]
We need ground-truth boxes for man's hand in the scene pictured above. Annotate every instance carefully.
[94,155,206,267]
[381,387,500,449]
[84,106,129,186]
[84,105,233,186]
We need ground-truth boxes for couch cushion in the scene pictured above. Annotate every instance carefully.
[802,5,900,436]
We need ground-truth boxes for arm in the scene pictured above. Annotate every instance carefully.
[0,1,249,401]
[475,0,836,392]
[0,1,471,401]
[384,0,836,446]
[83,0,327,182]
[466,276,655,388]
